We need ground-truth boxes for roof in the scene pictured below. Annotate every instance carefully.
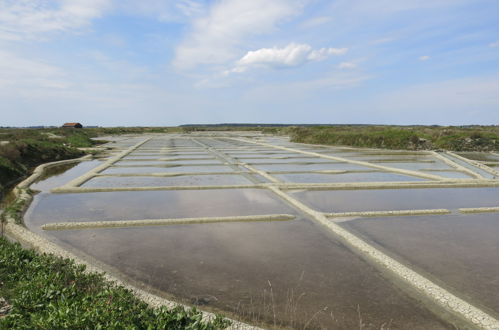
[62,122,82,127]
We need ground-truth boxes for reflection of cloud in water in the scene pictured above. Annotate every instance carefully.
[27,189,293,227]
[241,189,284,206]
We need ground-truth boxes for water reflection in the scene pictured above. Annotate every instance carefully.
[341,213,499,314]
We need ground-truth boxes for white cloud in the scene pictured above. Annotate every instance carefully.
[227,43,347,74]
[419,55,430,61]
[172,0,304,70]
[0,0,111,40]
[489,41,499,48]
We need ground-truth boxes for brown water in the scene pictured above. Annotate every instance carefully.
[340,213,499,316]
[291,187,499,212]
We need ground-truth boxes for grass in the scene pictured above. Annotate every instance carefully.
[281,125,499,151]
[0,237,230,329]
[0,129,91,193]
[0,190,30,225]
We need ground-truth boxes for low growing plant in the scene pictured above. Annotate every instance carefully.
[0,237,230,329]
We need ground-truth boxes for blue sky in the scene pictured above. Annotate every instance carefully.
[1,0,498,126]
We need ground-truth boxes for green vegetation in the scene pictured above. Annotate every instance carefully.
[0,190,30,225]
[0,129,93,193]
[284,126,499,151]
[0,237,230,329]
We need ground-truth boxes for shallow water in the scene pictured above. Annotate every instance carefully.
[26,189,288,225]
[419,170,474,179]
[82,174,254,187]
[23,134,499,328]
[125,153,215,159]
[364,161,452,171]
[121,158,224,165]
[341,213,499,315]
[28,212,450,329]
[360,161,455,171]
[102,165,238,174]
[113,160,224,166]
[291,187,499,212]
[243,157,341,164]
[31,160,102,192]
[253,162,375,172]
[274,172,425,183]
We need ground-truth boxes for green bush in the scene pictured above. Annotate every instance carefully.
[0,237,230,329]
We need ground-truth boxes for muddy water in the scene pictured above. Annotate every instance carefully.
[340,213,499,315]
[291,187,499,212]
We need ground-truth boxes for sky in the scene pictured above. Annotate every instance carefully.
[1,0,499,127]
